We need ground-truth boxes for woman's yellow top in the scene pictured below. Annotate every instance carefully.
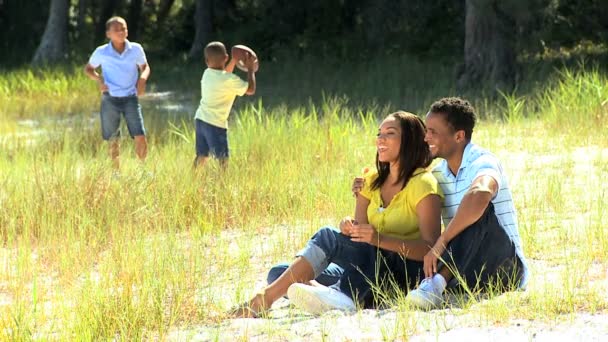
[358,168,443,240]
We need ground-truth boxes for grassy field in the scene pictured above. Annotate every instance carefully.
[0,58,607,340]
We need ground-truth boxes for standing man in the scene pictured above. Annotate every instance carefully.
[85,16,150,170]
[405,97,529,309]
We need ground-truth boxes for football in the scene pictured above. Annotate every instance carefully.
[231,44,259,72]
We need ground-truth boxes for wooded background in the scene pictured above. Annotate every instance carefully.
[1,0,607,90]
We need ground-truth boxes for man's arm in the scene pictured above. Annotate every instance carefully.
[138,63,150,80]
[245,69,256,95]
[137,63,150,96]
[423,174,498,276]
[225,57,236,73]
[244,54,256,95]
[440,175,497,244]
[84,64,108,93]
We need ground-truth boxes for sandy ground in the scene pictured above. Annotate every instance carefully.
[172,302,608,341]
[168,242,608,342]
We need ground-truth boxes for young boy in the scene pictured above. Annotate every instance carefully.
[194,41,256,169]
[84,16,150,170]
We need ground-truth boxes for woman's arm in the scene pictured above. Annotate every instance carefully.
[354,193,370,225]
[340,193,370,236]
[350,194,442,261]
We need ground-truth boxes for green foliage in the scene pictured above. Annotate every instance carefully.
[2,0,608,68]
[549,0,608,47]
[0,66,97,121]
[0,0,49,66]
[536,67,608,130]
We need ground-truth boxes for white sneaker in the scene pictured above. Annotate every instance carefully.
[287,283,356,315]
[406,274,446,310]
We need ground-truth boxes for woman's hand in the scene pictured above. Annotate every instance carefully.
[339,216,355,236]
[350,223,379,246]
[423,237,447,278]
[351,177,365,197]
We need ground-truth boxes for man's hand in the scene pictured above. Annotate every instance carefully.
[339,216,355,236]
[137,78,147,96]
[352,176,364,197]
[350,223,379,246]
[98,80,109,93]
[423,236,447,278]
[244,53,256,71]
[85,64,108,93]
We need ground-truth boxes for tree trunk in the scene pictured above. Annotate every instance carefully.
[156,0,175,29]
[77,0,87,34]
[127,0,143,41]
[31,0,70,65]
[214,0,237,22]
[457,0,516,91]
[95,0,121,43]
[188,0,213,60]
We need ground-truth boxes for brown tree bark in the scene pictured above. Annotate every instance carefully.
[156,0,176,29]
[188,0,213,60]
[77,0,87,34]
[95,0,121,43]
[457,0,517,91]
[127,0,143,41]
[31,0,70,65]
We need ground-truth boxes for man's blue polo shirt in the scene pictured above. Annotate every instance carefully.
[88,39,147,97]
[432,142,530,289]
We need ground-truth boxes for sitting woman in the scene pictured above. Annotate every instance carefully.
[232,111,443,317]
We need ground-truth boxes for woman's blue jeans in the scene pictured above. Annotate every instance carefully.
[267,226,424,308]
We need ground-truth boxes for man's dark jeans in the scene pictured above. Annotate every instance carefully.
[439,203,523,293]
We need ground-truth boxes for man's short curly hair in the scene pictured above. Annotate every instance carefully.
[428,97,476,140]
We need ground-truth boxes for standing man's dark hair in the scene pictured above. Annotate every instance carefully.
[428,97,476,141]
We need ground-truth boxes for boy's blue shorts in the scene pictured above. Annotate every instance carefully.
[195,119,229,159]
[100,93,146,140]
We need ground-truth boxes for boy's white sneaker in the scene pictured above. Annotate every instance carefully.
[287,283,356,315]
[406,274,446,310]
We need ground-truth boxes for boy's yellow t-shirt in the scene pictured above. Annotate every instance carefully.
[195,68,248,129]
[358,168,443,240]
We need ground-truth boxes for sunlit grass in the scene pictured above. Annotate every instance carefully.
[0,65,607,339]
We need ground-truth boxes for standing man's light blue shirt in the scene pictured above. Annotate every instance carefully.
[88,39,147,97]
[432,142,530,289]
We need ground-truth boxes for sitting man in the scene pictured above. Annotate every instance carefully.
[353,97,529,309]
[406,97,529,308]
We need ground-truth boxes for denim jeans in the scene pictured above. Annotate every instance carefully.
[267,262,343,287]
[100,93,145,140]
[269,226,424,308]
[440,203,524,293]
[195,119,229,159]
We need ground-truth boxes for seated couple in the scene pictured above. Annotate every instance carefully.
[231,97,529,318]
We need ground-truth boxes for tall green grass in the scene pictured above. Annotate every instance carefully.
[0,63,607,339]
[0,67,98,121]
